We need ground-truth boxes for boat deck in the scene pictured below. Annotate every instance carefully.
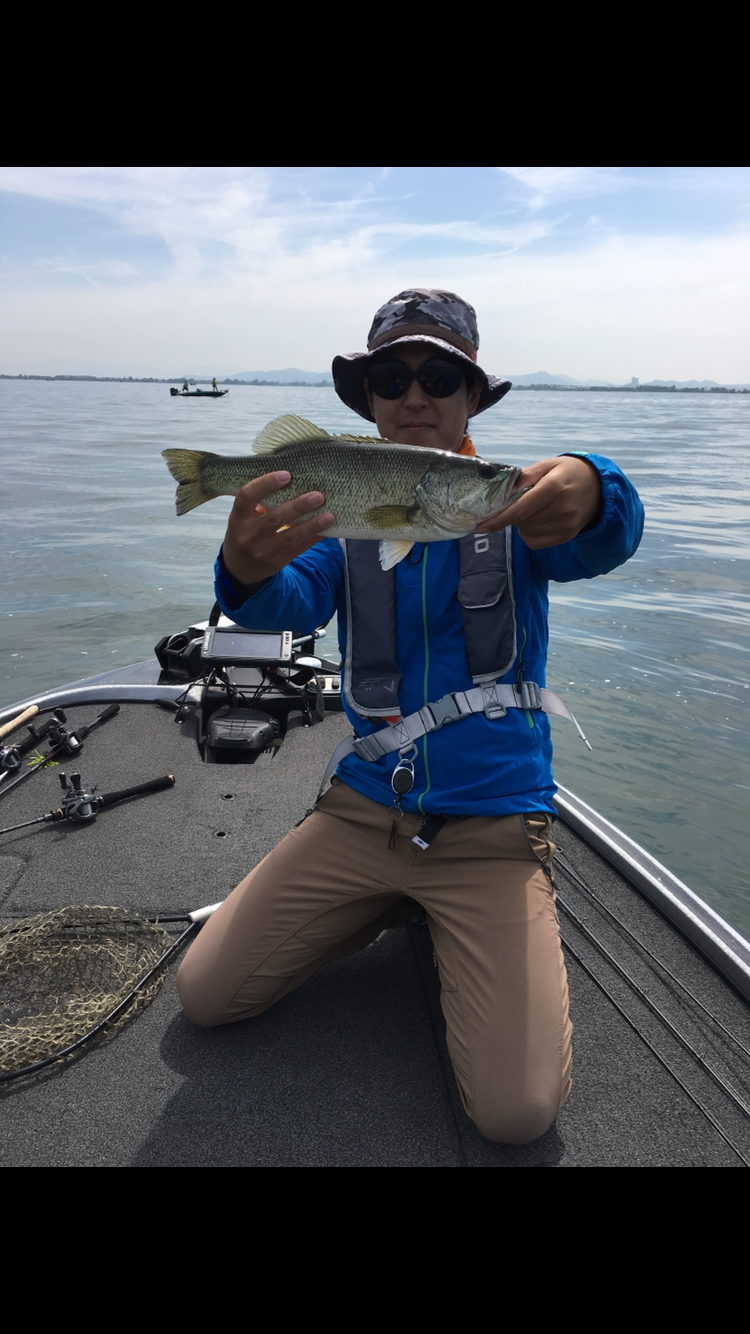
[1,689,749,1166]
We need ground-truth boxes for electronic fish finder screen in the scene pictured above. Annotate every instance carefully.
[201,629,293,665]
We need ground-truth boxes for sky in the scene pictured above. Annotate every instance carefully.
[1,166,748,383]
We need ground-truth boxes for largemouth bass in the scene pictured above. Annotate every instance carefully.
[163,414,525,569]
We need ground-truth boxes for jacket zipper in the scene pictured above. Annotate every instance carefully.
[418,547,432,814]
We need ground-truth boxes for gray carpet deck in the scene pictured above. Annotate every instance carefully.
[1,698,749,1166]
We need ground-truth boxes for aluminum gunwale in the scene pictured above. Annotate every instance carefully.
[0,661,189,722]
[555,784,750,1001]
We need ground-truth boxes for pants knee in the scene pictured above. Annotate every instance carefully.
[470,1097,560,1145]
[176,958,275,1028]
[176,962,222,1027]
[465,1070,571,1144]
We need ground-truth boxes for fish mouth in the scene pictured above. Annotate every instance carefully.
[487,474,529,511]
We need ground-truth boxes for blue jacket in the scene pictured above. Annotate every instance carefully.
[216,453,644,818]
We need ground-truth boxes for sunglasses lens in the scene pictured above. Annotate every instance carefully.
[369,362,412,399]
[418,360,464,398]
[368,357,466,400]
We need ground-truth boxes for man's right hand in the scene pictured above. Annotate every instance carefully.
[221,472,336,588]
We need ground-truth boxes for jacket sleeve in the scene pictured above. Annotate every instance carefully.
[214,537,345,633]
[530,452,645,583]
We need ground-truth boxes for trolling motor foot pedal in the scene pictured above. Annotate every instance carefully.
[205,707,280,764]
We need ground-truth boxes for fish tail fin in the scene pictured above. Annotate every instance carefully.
[162,449,218,515]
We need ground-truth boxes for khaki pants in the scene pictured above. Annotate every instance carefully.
[177,782,572,1144]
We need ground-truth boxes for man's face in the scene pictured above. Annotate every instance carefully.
[364,343,481,453]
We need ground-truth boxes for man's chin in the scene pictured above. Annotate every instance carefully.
[396,428,451,451]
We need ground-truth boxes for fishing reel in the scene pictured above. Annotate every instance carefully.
[0,709,67,774]
[57,772,98,823]
[47,717,87,758]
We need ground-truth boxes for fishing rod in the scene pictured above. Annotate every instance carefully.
[0,703,120,802]
[0,704,40,742]
[0,770,176,838]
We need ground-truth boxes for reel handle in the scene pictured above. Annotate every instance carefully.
[17,711,64,756]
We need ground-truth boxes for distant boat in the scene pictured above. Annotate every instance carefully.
[170,387,228,398]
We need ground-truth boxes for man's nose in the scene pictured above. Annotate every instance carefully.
[401,377,430,409]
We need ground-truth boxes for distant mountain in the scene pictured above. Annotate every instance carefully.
[227,367,333,384]
[506,373,750,390]
[506,371,615,387]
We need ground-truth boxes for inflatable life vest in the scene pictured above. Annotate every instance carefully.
[340,530,517,719]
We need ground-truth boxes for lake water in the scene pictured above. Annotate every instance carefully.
[1,382,748,934]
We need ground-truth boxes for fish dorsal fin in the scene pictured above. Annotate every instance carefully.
[338,433,390,444]
[253,414,331,455]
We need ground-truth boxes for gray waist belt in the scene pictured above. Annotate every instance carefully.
[318,680,590,796]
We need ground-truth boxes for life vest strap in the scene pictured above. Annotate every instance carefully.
[352,681,590,761]
[314,681,591,807]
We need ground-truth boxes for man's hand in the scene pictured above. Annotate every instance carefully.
[222,472,335,587]
[476,455,603,549]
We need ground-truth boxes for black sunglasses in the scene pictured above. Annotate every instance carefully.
[368,357,467,401]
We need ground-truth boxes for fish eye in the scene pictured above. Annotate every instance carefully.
[477,462,498,478]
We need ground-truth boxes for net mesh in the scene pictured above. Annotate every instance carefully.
[0,905,173,1075]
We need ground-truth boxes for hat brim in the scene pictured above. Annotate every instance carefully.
[332,335,511,423]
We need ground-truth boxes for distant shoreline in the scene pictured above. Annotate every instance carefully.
[1,373,747,394]
[512,383,750,394]
[0,374,332,387]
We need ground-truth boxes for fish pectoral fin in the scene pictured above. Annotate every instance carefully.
[379,540,415,571]
[364,504,420,529]
[162,449,218,515]
[253,414,331,455]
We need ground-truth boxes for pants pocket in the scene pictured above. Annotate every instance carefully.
[522,813,556,867]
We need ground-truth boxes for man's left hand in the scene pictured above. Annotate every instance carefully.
[476,455,603,549]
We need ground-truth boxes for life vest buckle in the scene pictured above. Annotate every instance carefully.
[424,693,463,730]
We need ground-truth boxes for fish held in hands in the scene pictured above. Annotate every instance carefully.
[163,414,526,570]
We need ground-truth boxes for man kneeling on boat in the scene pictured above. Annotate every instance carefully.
[176,289,645,1145]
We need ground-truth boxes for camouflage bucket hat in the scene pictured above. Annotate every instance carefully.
[332,288,511,422]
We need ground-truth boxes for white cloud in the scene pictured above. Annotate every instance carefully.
[1,168,748,381]
[0,167,551,277]
[498,166,631,209]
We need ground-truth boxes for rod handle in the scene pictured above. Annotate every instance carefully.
[0,705,39,741]
[77,703,121,742]
[97,774,175,808]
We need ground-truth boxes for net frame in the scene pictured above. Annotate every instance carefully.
[0,905,173,1078]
